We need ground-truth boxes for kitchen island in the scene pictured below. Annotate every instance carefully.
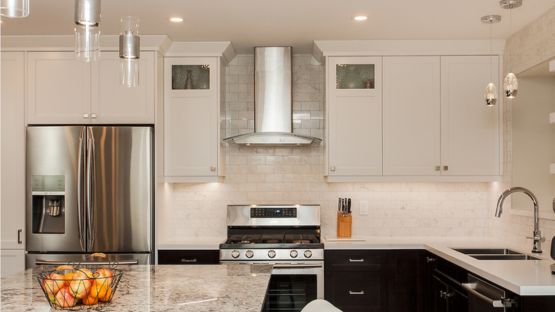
[0,264,272,312]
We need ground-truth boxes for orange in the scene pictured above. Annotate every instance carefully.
[99,286,113,302]
[82,295,98,305]
[89,280,109,299]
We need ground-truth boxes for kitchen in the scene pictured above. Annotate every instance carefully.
[1,0,555,311]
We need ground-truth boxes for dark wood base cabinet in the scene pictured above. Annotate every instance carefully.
[325,250,555,312]
[157,250,219,264]
[324,250,426,312]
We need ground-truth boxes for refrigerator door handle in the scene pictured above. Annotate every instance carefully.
[86,128,96,252]
[77,127,86,251]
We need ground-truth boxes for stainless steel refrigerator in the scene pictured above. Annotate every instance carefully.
[26,126,153,267]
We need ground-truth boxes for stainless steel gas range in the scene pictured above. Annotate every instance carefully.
[220,204,323,312]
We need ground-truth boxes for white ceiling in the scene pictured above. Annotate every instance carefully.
[1,0,554,53]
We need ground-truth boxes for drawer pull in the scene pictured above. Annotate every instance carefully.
[349,290,365,295]
[180,258,198,263]
[348,258,365,263]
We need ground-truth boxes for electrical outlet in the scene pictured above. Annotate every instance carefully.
[359,200,369,216]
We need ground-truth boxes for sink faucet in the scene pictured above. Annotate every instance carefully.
[495,187,543,254]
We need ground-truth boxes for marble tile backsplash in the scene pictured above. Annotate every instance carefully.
[157,54,492,245]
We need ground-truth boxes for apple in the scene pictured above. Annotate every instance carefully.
[42,275,63,303]
[68,271,92,299]
[82,294,99,305]
[48,272,66,289]
[99,286,113,302]
[54,287,77,308]
[95,268,113,286]
[89,280,109,300]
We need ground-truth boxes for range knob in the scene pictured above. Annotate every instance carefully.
[304,250,313,258]
[231,250,240,259]
[268,250,276,258]
[245,250,254,258]
[290,250,298,258]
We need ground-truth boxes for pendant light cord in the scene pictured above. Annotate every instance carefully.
[489,22,493,82]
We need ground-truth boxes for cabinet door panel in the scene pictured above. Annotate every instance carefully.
[383,56,441,175]
[27,52,91,124]
[441,56,500,176]
[328,57,383,176]
[1,52,25,250]
[164,57,219,177]
[91,51,155,124]
[0,250,25,277]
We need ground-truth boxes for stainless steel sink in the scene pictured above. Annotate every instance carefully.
[453,248,521,255]
[451,248,540,261]
[470,254,540,261]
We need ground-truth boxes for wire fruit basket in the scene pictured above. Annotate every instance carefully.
[36,261,123,310]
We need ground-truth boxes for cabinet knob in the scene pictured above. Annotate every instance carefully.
[83,113,89,119]
[210,166,216,172]
[426,256,436,263]
[435,165,441,171]
[91,113,97,119]
[443,165,449,171]
[330,166,336,172]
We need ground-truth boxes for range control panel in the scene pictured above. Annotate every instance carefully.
[250,207,297,218]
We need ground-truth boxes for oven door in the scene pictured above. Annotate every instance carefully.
[262,262,323,312]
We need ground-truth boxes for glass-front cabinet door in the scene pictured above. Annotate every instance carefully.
[327,56,383,177]
[167,57,217,97]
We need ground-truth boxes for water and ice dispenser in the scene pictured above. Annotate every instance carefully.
[31,175,65,234]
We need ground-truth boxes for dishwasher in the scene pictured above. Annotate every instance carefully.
[462,274,518,312]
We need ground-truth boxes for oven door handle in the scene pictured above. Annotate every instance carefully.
[273,264,323,269]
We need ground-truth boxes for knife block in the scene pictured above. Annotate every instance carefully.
[337,213,352,238]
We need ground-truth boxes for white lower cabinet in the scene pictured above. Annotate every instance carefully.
[1,52,26,251]
[0,250,25,277]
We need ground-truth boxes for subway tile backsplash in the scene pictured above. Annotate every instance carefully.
[157,54,491,245]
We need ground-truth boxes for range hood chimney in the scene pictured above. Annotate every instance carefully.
[224,47,321,146]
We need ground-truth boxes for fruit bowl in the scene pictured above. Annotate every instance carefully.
[37,265,123,310]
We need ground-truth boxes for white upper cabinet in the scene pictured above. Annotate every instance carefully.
[27,52,91,124]
[327,57,383,176]
[441,56,500,176]
[91,51,155,124]
[383,56,441,176]
[164,57,222,181]
[27,51,156,125]
[1,52,26,250]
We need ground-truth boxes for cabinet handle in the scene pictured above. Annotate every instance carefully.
[83,113,89,119]
[210,166,216,172]
[348,290,365,295]
[17,229,22,244]
[426,257,436,263]
[443,165,448,171]
[91,113,97,119]
[348,258,365,263]
[330,166,336,172]
[180,258,198,264]
[435,165,441,171]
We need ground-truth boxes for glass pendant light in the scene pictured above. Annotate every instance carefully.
[500,0,522,99]
[0,0,29,18]
[119,16,140,87]
[481,14,501,107]
[74,0,101,62]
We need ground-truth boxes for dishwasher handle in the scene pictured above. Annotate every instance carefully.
[462,282,515,309]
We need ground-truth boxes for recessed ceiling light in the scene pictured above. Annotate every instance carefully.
[170,17,183,23]
[353,15,368,22]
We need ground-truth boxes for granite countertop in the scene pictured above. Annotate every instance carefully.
[0,264,272,312]
[323,236,555,296]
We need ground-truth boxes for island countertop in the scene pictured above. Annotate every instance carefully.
[1,264,272,312]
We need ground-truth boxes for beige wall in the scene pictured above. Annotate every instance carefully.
[492,6,555,256]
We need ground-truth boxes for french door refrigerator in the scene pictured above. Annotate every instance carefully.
[26,126,153,267]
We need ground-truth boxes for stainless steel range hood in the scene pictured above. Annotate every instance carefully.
[224,47,321,146]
